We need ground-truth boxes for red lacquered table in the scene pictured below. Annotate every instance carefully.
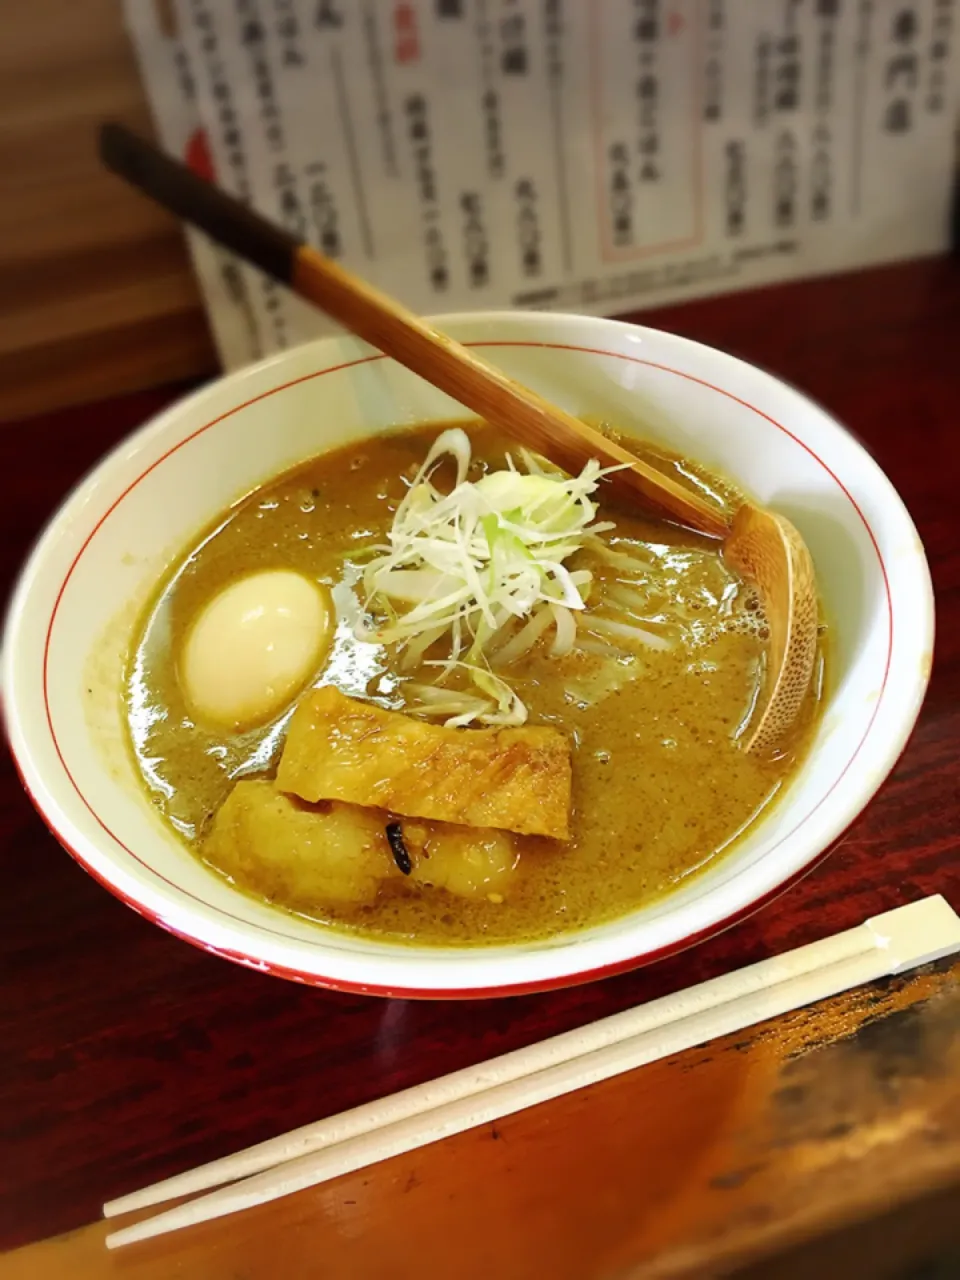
[1,259,958,1280]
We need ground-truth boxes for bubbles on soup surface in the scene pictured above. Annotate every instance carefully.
[721,588,770,642]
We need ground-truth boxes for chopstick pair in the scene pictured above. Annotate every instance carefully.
[103,895,960,1249]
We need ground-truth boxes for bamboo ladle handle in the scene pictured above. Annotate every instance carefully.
[99,122,725,538]
[293,252,729,537]
[99,123,817,752]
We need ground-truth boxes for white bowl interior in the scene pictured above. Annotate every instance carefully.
[3,313,933,994]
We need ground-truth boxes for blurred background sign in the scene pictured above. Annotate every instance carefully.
[128,0,959,367]
[1,1,956,418]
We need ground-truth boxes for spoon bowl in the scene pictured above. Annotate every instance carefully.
[725,505,819,753]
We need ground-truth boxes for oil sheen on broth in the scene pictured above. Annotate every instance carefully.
[127,422,823,945]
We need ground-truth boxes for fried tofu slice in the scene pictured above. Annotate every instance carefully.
[276,685,571,839]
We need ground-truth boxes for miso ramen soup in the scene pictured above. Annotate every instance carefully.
[126,422,824,945]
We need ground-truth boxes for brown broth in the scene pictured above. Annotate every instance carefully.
[126,422,823,945]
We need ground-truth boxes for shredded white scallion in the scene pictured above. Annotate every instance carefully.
[550,604,577,657]
[492,603,557,668]
[356,430,621,724]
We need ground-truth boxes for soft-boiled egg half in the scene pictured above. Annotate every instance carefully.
[180,570,333,731]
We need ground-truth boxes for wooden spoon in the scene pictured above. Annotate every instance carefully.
[725,506,818,753]
[98,123,817,753]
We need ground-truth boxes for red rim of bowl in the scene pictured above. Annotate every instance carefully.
[7,338,901,998]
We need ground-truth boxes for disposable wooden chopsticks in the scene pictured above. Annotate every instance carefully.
[104,895,960,1249]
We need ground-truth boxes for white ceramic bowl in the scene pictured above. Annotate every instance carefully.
[2,312,934,997]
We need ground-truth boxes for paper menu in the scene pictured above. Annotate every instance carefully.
[126,0,959,370]
[126,1,262,366]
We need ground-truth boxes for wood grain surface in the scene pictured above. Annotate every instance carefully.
[0,0,216,421]
[2,961,959,1280]
[1,258,959,1276]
